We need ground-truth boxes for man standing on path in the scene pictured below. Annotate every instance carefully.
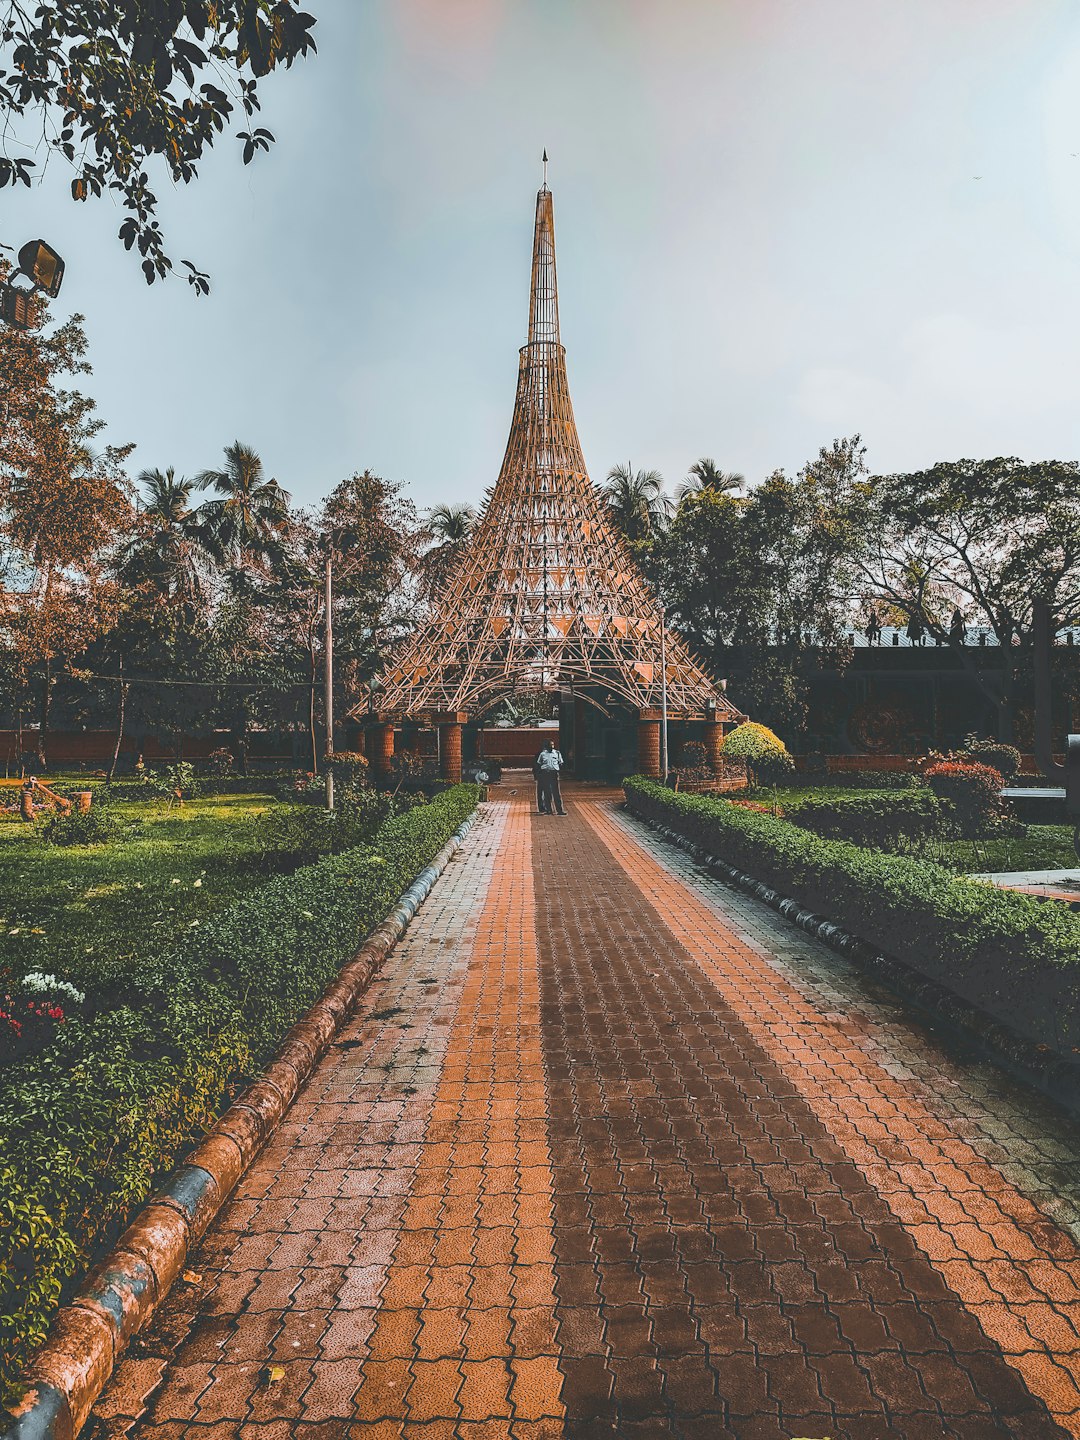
[535,737,567,815]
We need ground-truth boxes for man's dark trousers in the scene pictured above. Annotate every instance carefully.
[539,770,565,815]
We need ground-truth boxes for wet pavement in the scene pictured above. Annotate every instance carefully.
[93,789,1080,1439]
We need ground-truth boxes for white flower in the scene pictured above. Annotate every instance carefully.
[22,972,85,1003]
[193,878,202,888]
[170,878,181,885]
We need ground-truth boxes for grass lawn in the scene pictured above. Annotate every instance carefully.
[0,791,285,996]
[745,784,1077,874]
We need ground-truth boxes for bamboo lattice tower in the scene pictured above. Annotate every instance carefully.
[364,177,740,731]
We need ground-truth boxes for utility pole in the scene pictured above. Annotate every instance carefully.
[660,606,669,783]
[324,551,334,810]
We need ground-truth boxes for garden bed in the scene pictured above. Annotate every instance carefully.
[624,777,1080,1059]
[0,784,480,1404]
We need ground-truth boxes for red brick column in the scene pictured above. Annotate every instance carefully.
[439,722,463,783]
[703,721,725,774]
[372,722,395,777]
[637,711,662,778]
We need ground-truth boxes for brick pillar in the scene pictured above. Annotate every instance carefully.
[637,712,662,778]
[703,721,725,774]
[372,723,395,777]
[439,722,463,783]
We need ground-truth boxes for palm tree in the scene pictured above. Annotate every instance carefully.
[194,441,291,572]
[676,457,745,503]
[602,462,670,543]
[422,502,476,596]
[119,466,207,603]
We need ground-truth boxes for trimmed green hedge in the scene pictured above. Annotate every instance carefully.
[784,788,944,851]
[624,776,1080,1052]
[0,784,479,1404]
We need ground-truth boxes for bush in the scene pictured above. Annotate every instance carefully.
[37,803,119,847]
[624,776,1080,1054]
[959,735,1022,781]
[243,790,399,872]
[722,721,794,783]
[144,761,200,807]
[0,783,480,1404]
[788,788,944,852]
[329,751,370,793]
[206,747,235,777]
[924,760,1005,837]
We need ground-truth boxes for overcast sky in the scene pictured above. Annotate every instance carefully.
[8,0,1080,513]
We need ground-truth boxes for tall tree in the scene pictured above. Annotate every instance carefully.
[650,436,869,742]
[850,456,1080,741]
[676,457,745,503]
[420,502,476,599]
[0,277,133,761]
[195,441,290,573]
[117,467,209,607]
[0,1,316,289]
[602,462,670,544]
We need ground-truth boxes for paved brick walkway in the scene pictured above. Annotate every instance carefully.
[94,789,1080,1439]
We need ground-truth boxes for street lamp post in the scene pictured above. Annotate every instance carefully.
[660,606,669,784]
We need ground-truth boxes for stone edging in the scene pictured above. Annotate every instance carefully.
[626,801,1080,1117]
[1,808,482,1440]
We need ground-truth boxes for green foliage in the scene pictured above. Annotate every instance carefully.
[924,760,1006,838]
[0,784,478,1403]
[722,721,794,782]
[242,790,397,872]
[787,788,945,853]
[0,1165,78,1394]
[0,2,317,290]
[959,736,1022,781]
[143,761,200,806]
[37,803,119,847]
[625,777,1080,1059]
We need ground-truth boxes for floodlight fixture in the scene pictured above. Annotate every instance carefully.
[17,239,64,297]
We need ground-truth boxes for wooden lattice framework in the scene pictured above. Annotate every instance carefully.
[362,180,741,725]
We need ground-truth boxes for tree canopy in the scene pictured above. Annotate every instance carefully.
[0,1,317,289]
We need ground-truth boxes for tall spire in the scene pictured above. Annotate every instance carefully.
[360,179,738,725]
[527,183,560,347]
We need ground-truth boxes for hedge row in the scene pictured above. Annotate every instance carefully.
[783,788,945,851]
[624,777,1080,1052]
[0,784,480,1405]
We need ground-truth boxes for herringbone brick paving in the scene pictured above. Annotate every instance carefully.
[94,789,1080,1438]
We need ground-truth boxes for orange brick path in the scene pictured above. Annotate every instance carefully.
[93,789,1080,1439]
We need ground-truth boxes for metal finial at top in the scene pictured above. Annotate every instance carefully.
[542,148,548,189]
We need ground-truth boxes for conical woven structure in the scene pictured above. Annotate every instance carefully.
[369,182,739,723]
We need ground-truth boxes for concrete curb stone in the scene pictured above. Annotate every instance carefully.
[1,806,481,1440]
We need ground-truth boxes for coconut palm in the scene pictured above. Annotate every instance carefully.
[194,441,291,572]
[422,502,476,596]
[602,462,670,543]
[676,457,745,503]
[118,467,208,603]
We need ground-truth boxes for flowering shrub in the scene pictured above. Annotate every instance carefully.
[206,747,235,777]
[722,721,794,783]
[0,973,84,1064]
[923,759,1005,837]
